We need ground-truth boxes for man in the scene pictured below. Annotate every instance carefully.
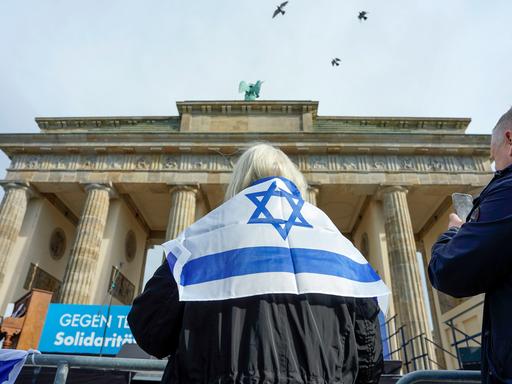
[429,107,512,383]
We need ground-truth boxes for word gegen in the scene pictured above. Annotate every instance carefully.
[59,313,130,329]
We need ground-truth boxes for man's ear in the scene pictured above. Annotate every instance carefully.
[506,130,512,156]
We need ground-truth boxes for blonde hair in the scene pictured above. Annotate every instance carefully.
[225,143,308,200]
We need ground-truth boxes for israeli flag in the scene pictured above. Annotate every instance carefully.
[163,177,390,312]
[0,349,29,384]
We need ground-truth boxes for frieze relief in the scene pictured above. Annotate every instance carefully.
[163,156,179,169]
[10,153,488,174]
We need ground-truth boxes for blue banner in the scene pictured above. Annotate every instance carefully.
[39,304,135,355]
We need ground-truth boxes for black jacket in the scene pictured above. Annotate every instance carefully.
[128,263,383,384]
[429,163,512,383]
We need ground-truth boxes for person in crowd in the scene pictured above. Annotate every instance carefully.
[429,107,512,383]
[128,143,390,384]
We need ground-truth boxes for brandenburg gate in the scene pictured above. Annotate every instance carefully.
[0,100,491,368]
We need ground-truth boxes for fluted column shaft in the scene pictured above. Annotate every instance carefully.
[0,182,31,285]
[306,186,319,206]
[381,186,431,358]
[165,186,198,241]
[60,184,112,304]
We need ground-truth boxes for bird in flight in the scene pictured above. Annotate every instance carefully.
[273,1,289,18]
[358,11,368,21]
[331,58,341,66]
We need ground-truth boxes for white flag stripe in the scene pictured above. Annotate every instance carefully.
[178,272,299,301]
[174,224,365,265]
[294,273,390,298]
[178,272,389,302]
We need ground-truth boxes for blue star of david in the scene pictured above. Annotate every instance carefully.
[245,181,313,240]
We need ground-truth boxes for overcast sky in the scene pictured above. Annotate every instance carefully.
[2,1,511,141]
[1,1,511,285]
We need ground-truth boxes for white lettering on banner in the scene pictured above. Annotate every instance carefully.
[55,332,65,345]
[58,313,112,328]
[60,314,71,327]
[53,331,135,349]
[116,315,130,329]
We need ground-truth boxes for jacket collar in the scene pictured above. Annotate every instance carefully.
[494,162,512,178]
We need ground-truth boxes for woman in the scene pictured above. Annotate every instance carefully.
[128,144,388,384]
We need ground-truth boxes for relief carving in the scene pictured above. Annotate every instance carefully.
[399,157,415,170]
[427,157,446,171]
[12,152,486,175]
[163,156,179,169]
[371,156,387,170]
[82,156,96,169]
[109,266,135,305]
[108,156,122,169]
[194,161,206,169]
[310,156,328,170]
[462,158,475,170]
[25,157,39,169]
[136,157,149,169]
[341,156,358,170]
[49,228,66,260]
[56,156,67,169]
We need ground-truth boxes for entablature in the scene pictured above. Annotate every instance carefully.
[35,116,180,134]
[33,101,471,134]
[0,131,491,158]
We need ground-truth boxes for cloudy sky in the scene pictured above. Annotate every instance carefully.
[1,1,511,142]
[1,1,511,284]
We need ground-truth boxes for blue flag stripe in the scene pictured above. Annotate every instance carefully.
[0,357,24,383]
[167,252,177,272]
[178,246,381,286]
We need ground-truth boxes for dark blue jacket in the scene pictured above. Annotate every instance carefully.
[429,163,512,383]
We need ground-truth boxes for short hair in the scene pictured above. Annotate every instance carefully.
[492,106,512,144]
[224,143,308,201]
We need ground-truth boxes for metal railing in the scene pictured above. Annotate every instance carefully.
[444,300,484,368]
[382,315,403,360]
[382,314,480,372]
[24,354,167,384]
[423,335,458,369]
[24,354,482,384]
[396,370,480,384]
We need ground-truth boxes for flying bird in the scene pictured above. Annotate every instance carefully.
[358,11,368,21]
[331,58,341,66]
[273,1,289,18]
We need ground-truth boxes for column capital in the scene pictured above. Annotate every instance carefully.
[0,181,34,198]
[307,184,320,194]
[168,184,199,196]
[305,184,320,206]
[166,183,199,241]
[82,182,117,198]
[376,185,408,200]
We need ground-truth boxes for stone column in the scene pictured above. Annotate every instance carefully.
[165,186,198,241]
[381,186,432,363]
[59,183,114,304]
[306,186,319,206]
[137,239,150,294]
[0,182,32,286]
[417,240,446,368]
